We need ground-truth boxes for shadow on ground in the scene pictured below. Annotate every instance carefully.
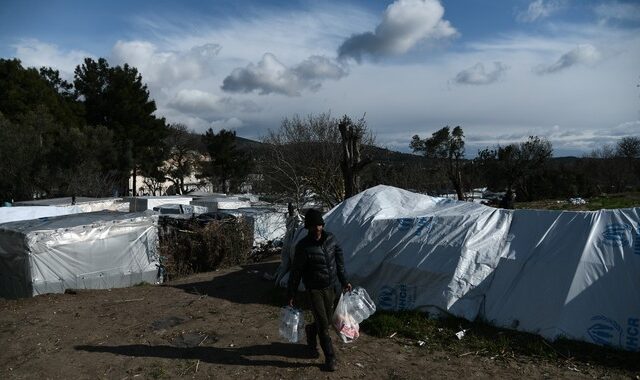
[171,261,284,306]
[75,342,319,369]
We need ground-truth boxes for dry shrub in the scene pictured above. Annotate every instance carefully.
[159,216,253,279]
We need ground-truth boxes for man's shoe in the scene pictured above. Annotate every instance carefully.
[325,356,337,372]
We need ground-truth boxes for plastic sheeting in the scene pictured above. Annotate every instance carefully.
[0,206,85,224]
[153,204,208,215]
[482,209,640,352]
[280,185,640,351]
[13,197,127,213]
[129,196,193,212]
[234,207,287,246]
[0,211,160,298]
[191,197,251,212]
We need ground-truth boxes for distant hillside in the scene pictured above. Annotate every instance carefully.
[188,130,580,165]
[235,135,266,152]
[365,145,423,163]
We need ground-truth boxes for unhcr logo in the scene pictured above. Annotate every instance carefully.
[377,284,416,311]
[378,286,397,310]
[397,219,413,231]
[601,223,632,247]
[396,217,432,236]
[415,217,432,236]
[588,315,622,347]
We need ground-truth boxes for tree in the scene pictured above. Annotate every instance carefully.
[616,137,640,159]
[162,124,202,195]
[0,59,80,126]
[73,58,168,195]
[200,129,252,193]
[338,115,373,199]
[476,136,553,201]
[260,112,373,210]
[0,112,40,201]
[410,126,466,200]
[0,59,125,200]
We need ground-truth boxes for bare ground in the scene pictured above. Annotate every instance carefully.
[1,258,638,379]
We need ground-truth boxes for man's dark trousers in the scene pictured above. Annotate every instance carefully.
[306,287,336,360]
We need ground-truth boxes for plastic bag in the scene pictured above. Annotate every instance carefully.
[332,293,360,343]
[279,306,305,343]
[344,287,376,324]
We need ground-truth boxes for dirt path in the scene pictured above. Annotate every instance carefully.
[0,259,635,379]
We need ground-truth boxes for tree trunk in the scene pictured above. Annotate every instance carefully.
[132,165,137,197]
[339,117,369,200]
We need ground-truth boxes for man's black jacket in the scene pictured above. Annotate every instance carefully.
[287,230,349,299]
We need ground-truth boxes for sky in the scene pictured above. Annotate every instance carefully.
[1,0,639,157]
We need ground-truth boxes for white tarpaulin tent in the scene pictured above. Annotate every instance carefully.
[191,196,251,212]
[280,185,640,351]
[0,205,85,224]
[128,196,193,212]
[14,197,128,212]
[229,207,287,246]
[0,211,160,299]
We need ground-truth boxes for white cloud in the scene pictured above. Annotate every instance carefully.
[157,110,245,134]
[12,39,92,79]
[136,2,376,64]
[534,44,601,74]
[454,62,508,85]
[221,53,347,96]
[210,117,244,131]
[337,0,457,62]
[167,89,261,116]
[517,0,566,22]
[594,1,640,23]
[293,56,348,82]
[594,120,640,137]
[111,40,221,88]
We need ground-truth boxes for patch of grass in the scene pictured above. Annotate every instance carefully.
[516,192,640,211]
[146,364,167,379]
[584,193,640,210]
[361,311,640,373]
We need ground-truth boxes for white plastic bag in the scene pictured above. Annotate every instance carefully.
[344,287,376,324]
[332,293,360,343]
[279,306,305,343]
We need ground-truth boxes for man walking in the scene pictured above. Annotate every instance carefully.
[288,209,351,372]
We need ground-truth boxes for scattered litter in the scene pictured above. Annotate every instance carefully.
[195,360,200,373]
[229,343,235,347]
[116,298,144,303]
[417,340,426,346]
[355,362,364,368]
[569,197,587,205]
[455,329,469,340]
[389,332,397,338]
[459,349,486,357]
